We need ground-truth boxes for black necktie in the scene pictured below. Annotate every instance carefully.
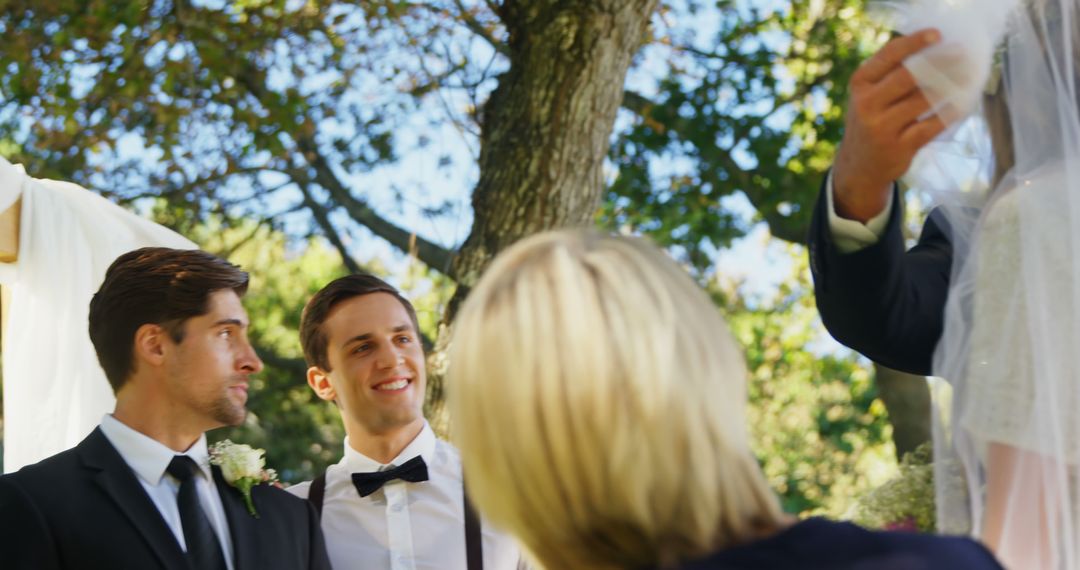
[167,455,228,570]
[351,456,430,498]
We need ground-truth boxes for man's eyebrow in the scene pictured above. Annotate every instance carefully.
[340,325,413,349]
[341,333,373,349]
[214,318,246,328]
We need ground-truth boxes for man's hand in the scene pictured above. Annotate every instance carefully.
[834,29,947,223]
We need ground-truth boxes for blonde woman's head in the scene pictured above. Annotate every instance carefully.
[448,230,784,569]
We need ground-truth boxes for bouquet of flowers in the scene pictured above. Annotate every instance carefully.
[851,443,935,532]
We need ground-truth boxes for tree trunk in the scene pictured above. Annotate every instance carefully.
[424,0,659,435]
[874,363,932,459]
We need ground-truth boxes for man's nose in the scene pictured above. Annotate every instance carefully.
[375,343,403,368]
[238,338,264,373]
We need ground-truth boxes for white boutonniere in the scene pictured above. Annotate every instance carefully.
[209,440,279,518]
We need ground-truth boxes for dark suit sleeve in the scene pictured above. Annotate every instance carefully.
[304,499,332,570]
[0,477,61,570]
[808,174,952,376]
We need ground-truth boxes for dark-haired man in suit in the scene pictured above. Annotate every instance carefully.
[0,247,331,570]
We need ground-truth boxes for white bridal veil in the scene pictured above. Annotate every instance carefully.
[0,157,194,473]
[884,0,1080,567]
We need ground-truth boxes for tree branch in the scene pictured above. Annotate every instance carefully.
[218,221,265,259]
[297,182,364,274]
[292,135,458,279]
[621,71,829,245]
[621,89,654,116]
[452,0,509,56]
[407,1,508,56]
[229,62,459,279]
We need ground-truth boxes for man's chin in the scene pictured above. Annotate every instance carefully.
[210,402,248,427]
[367,409,424,434]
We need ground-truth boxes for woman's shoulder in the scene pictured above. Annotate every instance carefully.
[675,518,1002,569]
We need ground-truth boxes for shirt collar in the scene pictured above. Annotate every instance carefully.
[99,414,213,485]
[342,421,437,473]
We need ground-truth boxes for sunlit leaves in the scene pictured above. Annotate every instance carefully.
[721,247,894,515]
[603,0,883,273]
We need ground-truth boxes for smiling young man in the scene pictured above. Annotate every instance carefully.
[288,274,523,570]
[0,247,330,570]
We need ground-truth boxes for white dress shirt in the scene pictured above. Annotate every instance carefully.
[826,171,894,253]
[98,414,236,570]
[288,423,523,570]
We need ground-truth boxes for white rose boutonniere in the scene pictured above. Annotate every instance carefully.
[209,440,279,518]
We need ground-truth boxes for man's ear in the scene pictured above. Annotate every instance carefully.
[133,323,168,367]
[307,366,336,402]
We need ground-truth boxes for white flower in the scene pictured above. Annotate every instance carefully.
[216,443,264,483]
[209,440,278,517]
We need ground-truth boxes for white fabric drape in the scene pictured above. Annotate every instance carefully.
[0,156,194,473]
[882,0,1020,126]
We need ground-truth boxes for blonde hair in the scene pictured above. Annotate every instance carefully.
[448,230,785,569]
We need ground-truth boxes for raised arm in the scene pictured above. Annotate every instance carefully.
[809,180,952,376]
[807,30,952,375]
[832,30,945,224]
[0,196,20,262]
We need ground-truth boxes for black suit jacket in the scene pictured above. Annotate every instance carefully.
[0,428,331,570]
[808,176,953,376]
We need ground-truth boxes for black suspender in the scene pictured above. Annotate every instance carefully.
[463,488,484,570]
[306,470,483,570]
[309,472,327,517]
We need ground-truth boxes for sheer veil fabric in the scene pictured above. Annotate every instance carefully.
[0,157,194,473]
[883,0,1080,567]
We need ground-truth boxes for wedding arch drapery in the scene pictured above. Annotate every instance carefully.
[0,156,194,473]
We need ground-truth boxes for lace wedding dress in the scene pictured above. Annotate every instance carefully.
[962,167,1080,459]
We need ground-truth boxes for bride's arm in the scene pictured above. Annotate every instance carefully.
[983,442,1058,568]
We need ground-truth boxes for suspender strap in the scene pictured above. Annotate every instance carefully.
[309,472,327,517]
[310,468,482,569]
[464,488,484,570]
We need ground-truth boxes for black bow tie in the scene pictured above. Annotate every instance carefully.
[351,456,429,498]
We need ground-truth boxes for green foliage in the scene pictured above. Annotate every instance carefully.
[603,0,887,270]
[720,247,896,515]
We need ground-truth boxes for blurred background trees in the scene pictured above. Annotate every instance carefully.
[0,0,919,515]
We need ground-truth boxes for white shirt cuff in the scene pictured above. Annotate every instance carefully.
[826,171,893,254]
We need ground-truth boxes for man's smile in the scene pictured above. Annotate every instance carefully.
[373,376,412,392]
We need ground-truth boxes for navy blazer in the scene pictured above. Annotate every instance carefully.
[0,428,331,570]
[673,518,1002,569]
[808,177,953,376]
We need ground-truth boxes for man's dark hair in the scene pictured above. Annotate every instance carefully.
[300,274,420,371]
[88,247,249,392]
